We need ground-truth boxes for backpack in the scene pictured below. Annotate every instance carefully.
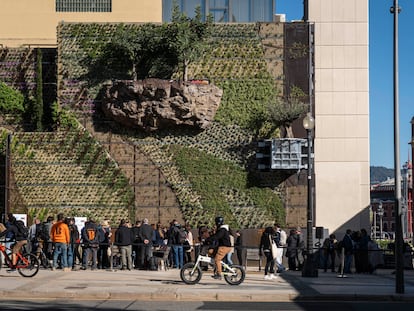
[38,222,51,241]
[15,220,29,239]
[178,227,188,244]
[274,231,282,247]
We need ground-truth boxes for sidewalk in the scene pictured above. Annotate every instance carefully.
[0,266,413,302]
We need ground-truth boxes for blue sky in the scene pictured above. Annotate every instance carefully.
[276,0,414,169]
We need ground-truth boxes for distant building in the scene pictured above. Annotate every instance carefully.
[370,161,413,240]
[162,0,275,22]
[0,0,162,47]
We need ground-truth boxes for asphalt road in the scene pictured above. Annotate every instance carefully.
[2,300,414,311]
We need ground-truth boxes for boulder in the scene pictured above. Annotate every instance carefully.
[101,79,223,131]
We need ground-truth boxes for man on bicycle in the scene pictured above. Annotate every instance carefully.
[0,215,28,270]
[208,216,232,280]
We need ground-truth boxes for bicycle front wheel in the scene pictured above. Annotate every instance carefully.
[17,253,40,277]
[223,265,245,285]
[180,262,202,285]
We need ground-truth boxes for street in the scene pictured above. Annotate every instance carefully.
[2,300,414,311]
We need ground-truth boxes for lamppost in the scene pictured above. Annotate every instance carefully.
[378,201,384,240]
[301,112,317,277]
[371,203,377,239]
[390,0,404,294]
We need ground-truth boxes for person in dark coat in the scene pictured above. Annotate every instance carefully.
[342,229,354,274]
[81,218,99,270]
[286,229,299,271]
[259,226,276,280]
[131,220,143,269]
[115,219,133,270]
[356,228,370,273]
[322,234,337,272]
[234,230,243,266]
[139,218,154,269]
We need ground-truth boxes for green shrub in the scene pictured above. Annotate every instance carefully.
[0,82,25,114]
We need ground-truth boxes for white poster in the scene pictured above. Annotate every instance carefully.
[14,214,27,226]
[75,217,88,233]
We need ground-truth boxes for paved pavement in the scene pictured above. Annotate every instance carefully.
[0,266,414,302]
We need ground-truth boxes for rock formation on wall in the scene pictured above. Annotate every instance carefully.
[101,79,223,131]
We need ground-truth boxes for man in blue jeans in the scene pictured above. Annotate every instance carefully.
[170,220,184,269]
[50,213,70,271]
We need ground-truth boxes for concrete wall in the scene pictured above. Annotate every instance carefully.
[0,0,162,47]
[309,0,371,235]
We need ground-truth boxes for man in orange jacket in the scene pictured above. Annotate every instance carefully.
[51,213,71,272]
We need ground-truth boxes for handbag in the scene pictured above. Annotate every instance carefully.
[269,235,278,260]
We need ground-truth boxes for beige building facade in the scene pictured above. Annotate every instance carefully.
[0,0,162,47]
[309,0,370,234]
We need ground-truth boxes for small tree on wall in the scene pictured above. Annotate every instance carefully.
[166,4,212,81]
[266,86,308,138]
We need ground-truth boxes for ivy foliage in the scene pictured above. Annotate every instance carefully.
[0,82,25,114]
[213,78,276,133]
[169,144,284,228]
[51,101,79,129]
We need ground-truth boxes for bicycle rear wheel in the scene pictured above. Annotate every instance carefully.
[223,265,245,285]
[39,251,50,269]
[180,262,202,284]
[17,253,40,277]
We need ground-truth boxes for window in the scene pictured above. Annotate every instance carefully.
[162,0,274,22]
[56,0,112,12]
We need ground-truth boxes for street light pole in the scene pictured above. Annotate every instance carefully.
[301,112,317,277]
[378,201,384,240]
[4,133,11,221]
[390,0,404,294]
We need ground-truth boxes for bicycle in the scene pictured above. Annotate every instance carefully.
[35,245,51,269]
[0,243,40,277]
[31,240,51,269]
[180,252,245,285]
[22,240,50,269]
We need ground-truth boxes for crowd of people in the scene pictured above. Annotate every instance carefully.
[257,225,384,280]
[1,213,245,273]
[1,212,384,276]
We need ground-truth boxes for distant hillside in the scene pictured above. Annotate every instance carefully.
[370,166,394,184]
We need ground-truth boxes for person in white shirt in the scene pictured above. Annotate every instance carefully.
[274,223,287,272]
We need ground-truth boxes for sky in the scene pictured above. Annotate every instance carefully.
[276,0,414,169]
